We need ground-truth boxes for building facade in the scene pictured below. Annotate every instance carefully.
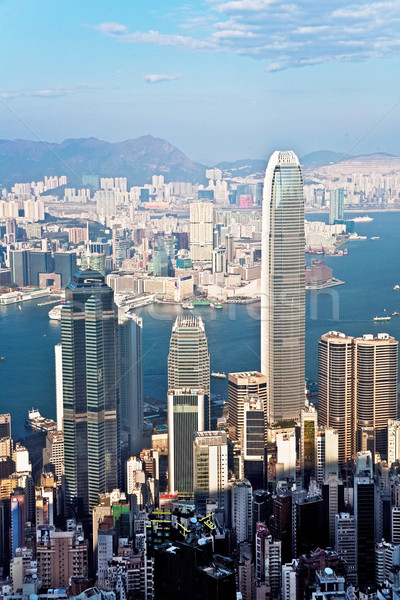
[261,150,305,423]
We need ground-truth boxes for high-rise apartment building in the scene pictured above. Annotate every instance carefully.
[231,480,253,545]
[335,512,356,586]
[193,430,228,514]
[318,331,354,465]
[61,269,120,519]
[36,525,88,588]
[168,316,210,427]
[228,372,267,443]
[354,333,398,458]
[118,309,144,456]
[167,389,205,498]
[189,201,213,263]
[261,151,305,423]
[329,188,344,225]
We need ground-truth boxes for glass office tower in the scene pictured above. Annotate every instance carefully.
[261,151,305,423]
[61,269,119,519]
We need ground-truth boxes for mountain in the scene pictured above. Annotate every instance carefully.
[214,159,267,178]
[0,136,208,188]
[299,150,353,168]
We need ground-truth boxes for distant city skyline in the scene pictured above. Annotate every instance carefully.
[2,2,400,162]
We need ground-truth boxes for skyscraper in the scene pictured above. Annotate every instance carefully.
[329,188,344,225]
[354,333,398,459]
[167,389,205,498]
[318,331,354,466]
[193,430,228,514]
[189,201,213,263]
[61,269,120,519]
[168,316,210,426]
[118,309,144,456]
[261,151,305,423]
[227,371,267,444]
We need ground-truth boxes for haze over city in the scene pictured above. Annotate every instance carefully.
[2,0,400,162]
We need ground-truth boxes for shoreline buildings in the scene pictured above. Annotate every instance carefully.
[261,151,305,424]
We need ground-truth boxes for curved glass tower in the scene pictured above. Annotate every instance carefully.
[261,151,305,423]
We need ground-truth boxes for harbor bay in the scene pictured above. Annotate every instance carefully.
[2,211,400,440]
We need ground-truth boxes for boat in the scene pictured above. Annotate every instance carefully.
[352,215,374,222]
[394,285,400,291]
[192,300,210,307]
[182,303,194,310]
[392,312,399,316]
[48,305,64,321]
[0,357,5,362]
[25,409,57,433]
[211,371,227,379]
[210,303,223,309]
[370,236,380,240]
[373,316,391,322]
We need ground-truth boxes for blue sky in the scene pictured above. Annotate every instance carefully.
[1,0,400,163]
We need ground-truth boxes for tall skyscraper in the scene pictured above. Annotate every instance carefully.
[319,330,398,465]
[168,316,210,426]
[318,331,354,466]
[189,201,213,263]
[193,430,228,514]
[329,188,344,225]
[261,150,305,423]
[354,333,398,459]
[228,372,267,444]
[354,451,376,587]
[61,269,120,519]
[167,389,205,498]
[118,309,144,456]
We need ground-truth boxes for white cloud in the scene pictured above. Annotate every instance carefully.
[144,73,183,84]
[93,22,215,50]
[0,84,102,100]
[92,2,400,71]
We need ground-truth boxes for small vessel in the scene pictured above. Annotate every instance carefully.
[392,312,399,317]
[48,305,63,320]
[182,303,194,310]
[211,371,227,379]
[0,357,5,362]
[210,303,223,309]
[18,305,22,310]
[370,236,380,240]
[394,285,400,291]
[373,315,391,322]
[25,409,57,433]
[352,215,374,222]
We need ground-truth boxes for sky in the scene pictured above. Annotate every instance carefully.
[1,0,400,164]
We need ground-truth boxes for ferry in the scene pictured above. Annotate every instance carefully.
[182,303,194,310]
[48,305,64,321]
[210,303,223,309]
[352,215,374,223]
[211,371,227,379]
[392,312,399,317]
[25,409,57,433]
[192,299,210,307]
[373,315,391,322]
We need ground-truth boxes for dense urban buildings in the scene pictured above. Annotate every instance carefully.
[3,158,400,599]
[261,150,305,423]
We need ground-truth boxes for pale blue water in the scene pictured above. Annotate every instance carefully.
[1,211,400,439]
